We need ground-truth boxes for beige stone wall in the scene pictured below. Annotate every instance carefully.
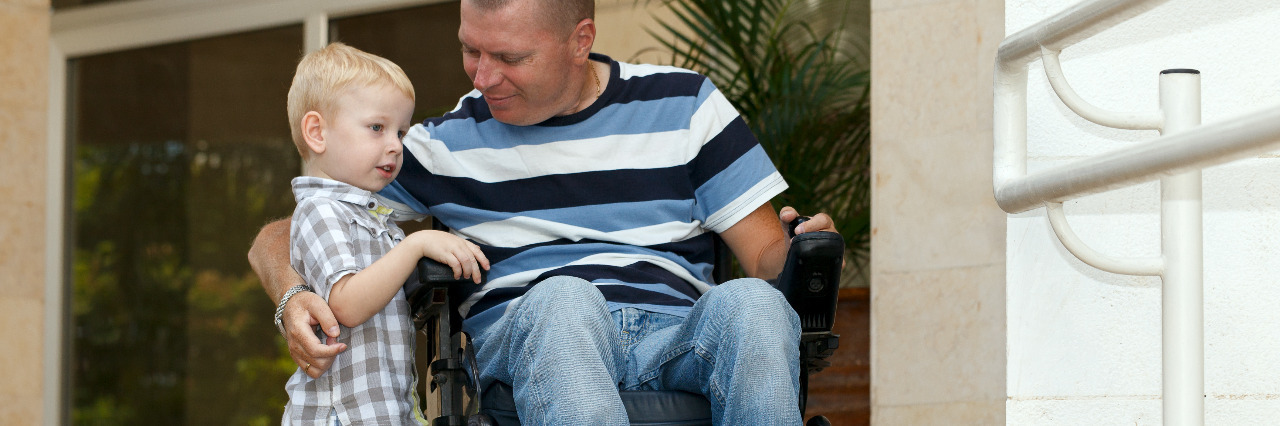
[593,0,678,65]
[0,0,51,424]
[869,0,1006,424]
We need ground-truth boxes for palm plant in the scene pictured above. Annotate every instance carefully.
[647,0,871,286]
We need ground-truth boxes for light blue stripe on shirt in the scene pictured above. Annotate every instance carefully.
[434,96,701,152]
[694,144,779,219]
[379,180,430,216]
[428,199,697,235]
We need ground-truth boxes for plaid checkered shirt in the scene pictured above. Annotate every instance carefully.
[283,176,423,425]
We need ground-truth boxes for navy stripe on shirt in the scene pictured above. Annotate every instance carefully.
[466,262,702,315]
[688,117,762,189]
[410,167,694,214]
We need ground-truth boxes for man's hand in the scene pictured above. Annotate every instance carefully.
[249,218,348,377]
[778,206,839,235]
[285,291,347,378]
[778,206,845,269]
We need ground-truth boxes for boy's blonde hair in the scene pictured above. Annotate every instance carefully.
[287,42,415,160]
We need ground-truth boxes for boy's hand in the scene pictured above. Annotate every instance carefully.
[415,230,490,284]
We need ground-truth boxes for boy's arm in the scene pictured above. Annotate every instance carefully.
[328,230,490,327]
[248,218,347,378]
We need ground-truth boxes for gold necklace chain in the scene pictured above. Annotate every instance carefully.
[590,61,602,98]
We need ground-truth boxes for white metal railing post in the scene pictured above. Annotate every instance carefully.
[995,2,1280,424]
[1159,69,1204,426]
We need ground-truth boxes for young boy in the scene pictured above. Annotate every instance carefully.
[281,42,488,425]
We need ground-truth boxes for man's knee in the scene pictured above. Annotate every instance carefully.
[521,276,606,308]
[511,276,611,328]
[702,278,798,329]
[705,278,787,308]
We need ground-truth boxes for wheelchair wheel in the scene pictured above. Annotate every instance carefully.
[805,415,832,426]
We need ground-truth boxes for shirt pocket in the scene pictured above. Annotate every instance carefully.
[346,209,400,246]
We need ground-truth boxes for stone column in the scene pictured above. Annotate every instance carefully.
[870,0,1006,423]
[0,0,52,424]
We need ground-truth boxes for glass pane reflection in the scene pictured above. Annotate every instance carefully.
[69,25,302,425]
[330,1,474,120]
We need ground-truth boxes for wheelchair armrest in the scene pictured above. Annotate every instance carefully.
[404,257,485,330]
[405,258,485,422]
[776,231,844,377]
[775,231,844,333]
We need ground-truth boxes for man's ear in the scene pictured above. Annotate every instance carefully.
[302,111,326,155]
[571,18,596,62]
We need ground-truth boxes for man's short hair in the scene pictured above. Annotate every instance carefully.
[468,0,594,35]
[286,42,415,160]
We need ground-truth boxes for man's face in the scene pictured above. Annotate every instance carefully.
[459,0,580,126]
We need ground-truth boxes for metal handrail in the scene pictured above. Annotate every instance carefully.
[993,1,1280,425]
[996,105,1280,213]
[994,0,1280,212]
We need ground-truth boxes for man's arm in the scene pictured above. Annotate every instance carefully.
[718,203,841,280]
[248,218,347,378]
[249,219,301,304]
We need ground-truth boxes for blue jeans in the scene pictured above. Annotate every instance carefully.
[470,276,802,425]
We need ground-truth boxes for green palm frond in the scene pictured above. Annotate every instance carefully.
[647,0,871,286]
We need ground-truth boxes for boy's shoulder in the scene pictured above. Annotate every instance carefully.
[292,181,357,217]
[290,178,365,238]
[290,195,354,247]
[291,194,350,221]
[289,178,402,244]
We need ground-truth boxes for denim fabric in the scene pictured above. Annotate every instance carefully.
[470,276,802,425]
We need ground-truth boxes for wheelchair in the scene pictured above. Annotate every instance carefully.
[404,219,845,426]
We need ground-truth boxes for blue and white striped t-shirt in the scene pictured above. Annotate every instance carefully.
[380,53,787,334]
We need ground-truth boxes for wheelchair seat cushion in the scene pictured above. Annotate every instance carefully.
[481,381,712,426]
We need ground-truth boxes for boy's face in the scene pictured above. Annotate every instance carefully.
[312,83,414,192]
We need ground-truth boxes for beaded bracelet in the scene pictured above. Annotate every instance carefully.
[274,284,314,337]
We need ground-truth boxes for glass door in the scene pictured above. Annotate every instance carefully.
[69,24,304,424]
[64,2,471,423]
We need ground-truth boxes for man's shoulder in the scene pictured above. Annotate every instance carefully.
[421,90,486,128]
[617,60,701,80]
[614,61,714,103]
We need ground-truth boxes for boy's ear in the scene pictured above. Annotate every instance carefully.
[302,111,326,155]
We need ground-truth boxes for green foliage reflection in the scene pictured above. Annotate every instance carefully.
[72,140,299,424]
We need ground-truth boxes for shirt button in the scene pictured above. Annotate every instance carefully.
[367,201,376,209]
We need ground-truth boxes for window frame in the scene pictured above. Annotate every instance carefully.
[45,1,450,423]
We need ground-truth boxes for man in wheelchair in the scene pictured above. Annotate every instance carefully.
[249,0,843,424]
